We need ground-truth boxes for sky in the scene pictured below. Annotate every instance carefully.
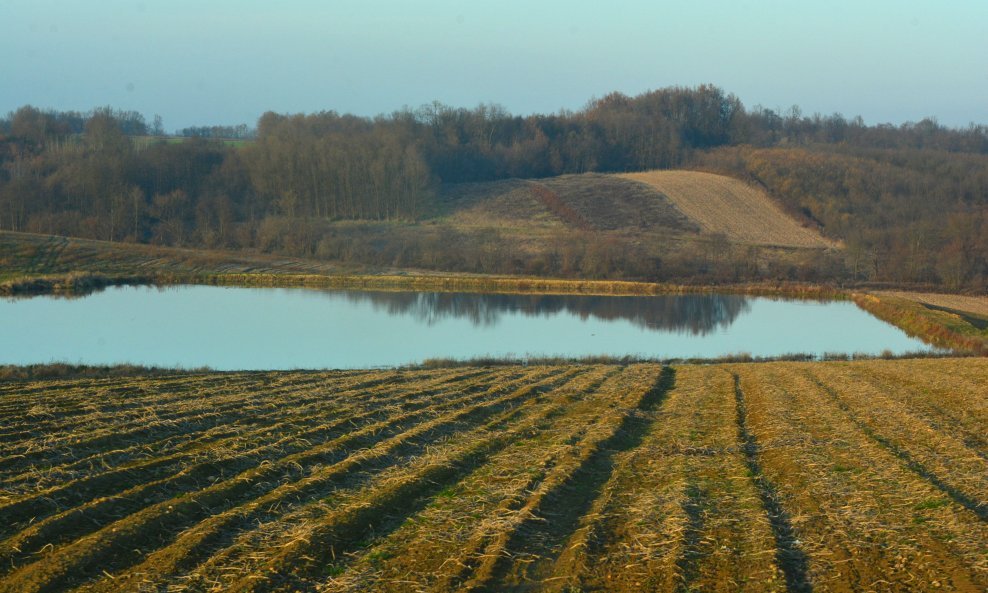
[2,0,986,131]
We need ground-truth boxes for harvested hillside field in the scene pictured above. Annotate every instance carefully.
[440,179,566,229]
[620,170,836,248]
[0,359,985,592]
[441,174,697,233]
[537,174,697,232]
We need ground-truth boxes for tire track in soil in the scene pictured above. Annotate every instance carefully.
[0,369,542,580]
[464,366,676,592]
[0,369,576,593]
[673,483,707,593]
[733,374,813,593]
[360,366,627,593]
[216,369,598,593]
[0,369,488,501]
[846,365,988,462]
[319,367,626,593]
[0,370,415,455]
[96,369,570,591]
[0,369,500,544]
[802,372,988,523]
[0,370,472,482]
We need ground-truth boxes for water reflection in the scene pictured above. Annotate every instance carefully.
[0,285,939,370]
[336,291,751,336]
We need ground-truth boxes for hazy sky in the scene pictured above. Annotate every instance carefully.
[2,0,986,131]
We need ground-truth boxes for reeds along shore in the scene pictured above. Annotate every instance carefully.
[0,270,845,299]
[851,293,988,355]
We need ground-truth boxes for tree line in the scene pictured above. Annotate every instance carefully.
[0,85,985,288]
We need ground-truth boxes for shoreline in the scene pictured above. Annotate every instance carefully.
[0,270,844,299]
[2,271,985,356]
[0,351,976,382]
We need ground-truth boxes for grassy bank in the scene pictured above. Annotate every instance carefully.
[197,271,849,299]
[852,293,988,355]
[1,269,845,300]
[3,227,986,356]
[0,272,156,296]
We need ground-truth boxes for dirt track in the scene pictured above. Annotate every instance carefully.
[876,290,988,317]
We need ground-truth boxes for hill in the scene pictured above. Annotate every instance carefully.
[442,170,834,250]
[4,88,986,288]
[0,164,850,286]
[442,173,698,234]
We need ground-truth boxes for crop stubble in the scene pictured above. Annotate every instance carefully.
[0,359,985,592]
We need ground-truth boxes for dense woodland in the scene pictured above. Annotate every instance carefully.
[0,86,986,288]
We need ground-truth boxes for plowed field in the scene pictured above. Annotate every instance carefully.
[1,359,984,592]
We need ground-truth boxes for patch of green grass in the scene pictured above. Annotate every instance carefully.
[913,498,950,511]
[366,549,395,566]
[324,564,346,577]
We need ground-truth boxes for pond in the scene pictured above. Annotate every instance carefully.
[0,285,938,369]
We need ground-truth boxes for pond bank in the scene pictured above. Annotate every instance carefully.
[1,270,843,299]
[3,271,985,355]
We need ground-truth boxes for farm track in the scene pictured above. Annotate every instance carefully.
[0,359,985,592]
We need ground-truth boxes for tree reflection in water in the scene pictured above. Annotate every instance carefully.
[335,291,751,336]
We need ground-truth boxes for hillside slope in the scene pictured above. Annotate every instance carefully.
[0,230,350,281]
[620,170,837,248]
[441,173,697,234]
[443,170,836,250]
[1,169,843,284]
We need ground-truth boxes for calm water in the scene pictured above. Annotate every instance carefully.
[0,285,937,369]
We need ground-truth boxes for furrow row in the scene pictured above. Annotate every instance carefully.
[0,367,578,593]
[0,368,544,570]
[734,364,988,592]
[0,368,490,492]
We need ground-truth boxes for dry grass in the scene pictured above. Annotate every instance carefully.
[440,179,565,230]
[1,229,847,301]
[0,230,352,284]
[853,293,988,354]
[566,365,786,593]
[619,170,837,248]
[440,173,695,233]
[0,359,986,592]
[875,291,988,318]
[732,361,987,593]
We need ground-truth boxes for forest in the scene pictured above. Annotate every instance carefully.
[0,85,986,289]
